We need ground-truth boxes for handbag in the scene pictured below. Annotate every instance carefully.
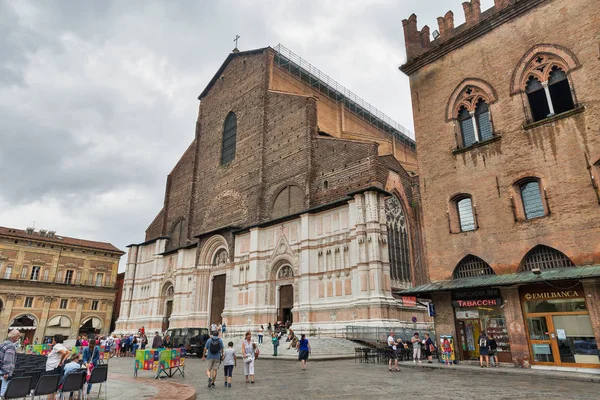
[255,348,260,360]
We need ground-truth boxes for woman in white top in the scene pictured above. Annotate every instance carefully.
[241,331,255,384]
[46,334,70,400]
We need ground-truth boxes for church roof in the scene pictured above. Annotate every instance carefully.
[198,47,268,100]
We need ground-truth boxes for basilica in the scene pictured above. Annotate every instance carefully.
[115,45,430,334]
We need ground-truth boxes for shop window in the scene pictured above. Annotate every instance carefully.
[220,112,237,165]
[60,299,68,309]
[453,255,495,279]
[30,266,41,281]
[385,196,412,284]
[519,245,575,272]
[24,296,33,308]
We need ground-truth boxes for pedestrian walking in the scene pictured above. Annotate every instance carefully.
[221,323,227,338]
[267,322,272,336]
[0,330,21,397]
[203,330,224,389]
[478,331,490,368]
[222,341,236,388]
[411,332,422,363]
[242,331,256,383]
[152,331,162,349]
[488,334,499,368]
[296,334,311,370]
[258,325,264,345]
[441,336,453,366]
[424,333,435,364]
[271,332,279,356]
[387,330,400,371]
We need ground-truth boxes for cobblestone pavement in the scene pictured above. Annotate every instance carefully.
[109,356,600,400]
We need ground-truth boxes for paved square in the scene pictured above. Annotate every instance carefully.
[110,356,600,399]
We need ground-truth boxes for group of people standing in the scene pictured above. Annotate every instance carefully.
[202,328,311,391]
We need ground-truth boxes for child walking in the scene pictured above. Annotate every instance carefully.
[223,341,236,388]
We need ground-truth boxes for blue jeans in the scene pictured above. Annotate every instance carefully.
[1,375,9,397]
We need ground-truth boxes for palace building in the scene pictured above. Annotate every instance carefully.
[399,0,600,369]
[115,45,432,335]
[0,226,124,341]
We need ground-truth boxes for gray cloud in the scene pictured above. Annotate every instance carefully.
[0,0,496,269]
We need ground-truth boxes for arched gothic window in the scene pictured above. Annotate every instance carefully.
[453,255,495,279]
[453,86,494,148]
[221,112,237,165]
[385,196,411,284]
[519,245,575,272]
[521,54,575,122]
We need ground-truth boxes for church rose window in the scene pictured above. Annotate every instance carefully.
[385,196,411,284]
[221,112,237,165]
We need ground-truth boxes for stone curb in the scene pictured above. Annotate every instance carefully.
[397,361,600,384]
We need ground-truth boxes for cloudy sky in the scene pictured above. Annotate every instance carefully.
[0,0,495,270]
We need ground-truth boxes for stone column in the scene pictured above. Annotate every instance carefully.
[72,298,86,337]
[37,296,55,339]
[103,300,114,335]
[0,294,19,340]
[582,281,600,354]
[500,288,530,368]
[431,292,455,338]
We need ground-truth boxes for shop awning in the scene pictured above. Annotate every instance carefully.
[47,316,72,328]
[396,265,600,296]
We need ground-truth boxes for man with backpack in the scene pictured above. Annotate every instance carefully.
[202,330,224,388]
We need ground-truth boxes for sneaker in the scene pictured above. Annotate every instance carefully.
[418,360,422,363]
[207,378,212,388]
[224,382,228,387]
[211,383,215,388]
[228,383,231,388]
[413,359,416,363]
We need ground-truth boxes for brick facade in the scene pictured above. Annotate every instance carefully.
[118,46,430,334]
[401,0,600,369]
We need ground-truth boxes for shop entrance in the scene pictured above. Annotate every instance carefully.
[522,284,600,368]
[457,319,481,360]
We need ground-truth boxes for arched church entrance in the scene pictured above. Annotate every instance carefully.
[276,265,294,325]
[210,275,226,325]
[161,284,174,333]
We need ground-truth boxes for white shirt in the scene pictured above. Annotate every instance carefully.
[46,343,67,371]
[387,336,397,350]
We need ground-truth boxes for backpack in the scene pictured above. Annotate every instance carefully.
[479,337,487,348]
[209,338,220,355]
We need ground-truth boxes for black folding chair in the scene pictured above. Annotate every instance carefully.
[22,371,41,393]
[33,374,60,400]
[88,365,108,400]
[60,371,86,400]
[11,369,25,377]
[3,376,32,399]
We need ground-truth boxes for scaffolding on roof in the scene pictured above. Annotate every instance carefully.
[272,44,416,150]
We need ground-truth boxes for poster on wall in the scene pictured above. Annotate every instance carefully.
[556,329,566,340]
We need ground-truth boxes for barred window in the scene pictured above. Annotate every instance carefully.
[519,245,575,272]
[520,180,545,219]
[385,196,411,284]
[453,255,495,279]
[221,112,237,165]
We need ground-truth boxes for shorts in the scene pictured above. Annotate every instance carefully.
[388,347,397,359]
[443,351,452,359]
[207,359,220,371]
[299,350,309,361]
[480,348,489,356]
[424,349,431,357]
[223,365,233,377]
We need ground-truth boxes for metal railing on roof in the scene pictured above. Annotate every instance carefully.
[272,44,416,150]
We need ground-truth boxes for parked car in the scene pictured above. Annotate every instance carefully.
[165,327,209,356]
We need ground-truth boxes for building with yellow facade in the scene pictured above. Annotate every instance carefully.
[0,226,124,341]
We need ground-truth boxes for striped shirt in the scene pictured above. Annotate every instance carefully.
[0,340,17,376]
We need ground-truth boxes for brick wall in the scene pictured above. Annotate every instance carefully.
[405,0,600,280]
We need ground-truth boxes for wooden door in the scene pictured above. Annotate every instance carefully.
[279,285,293,324]
[210,274,227,325]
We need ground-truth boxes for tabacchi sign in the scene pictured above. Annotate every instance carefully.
[452,298,502,308]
